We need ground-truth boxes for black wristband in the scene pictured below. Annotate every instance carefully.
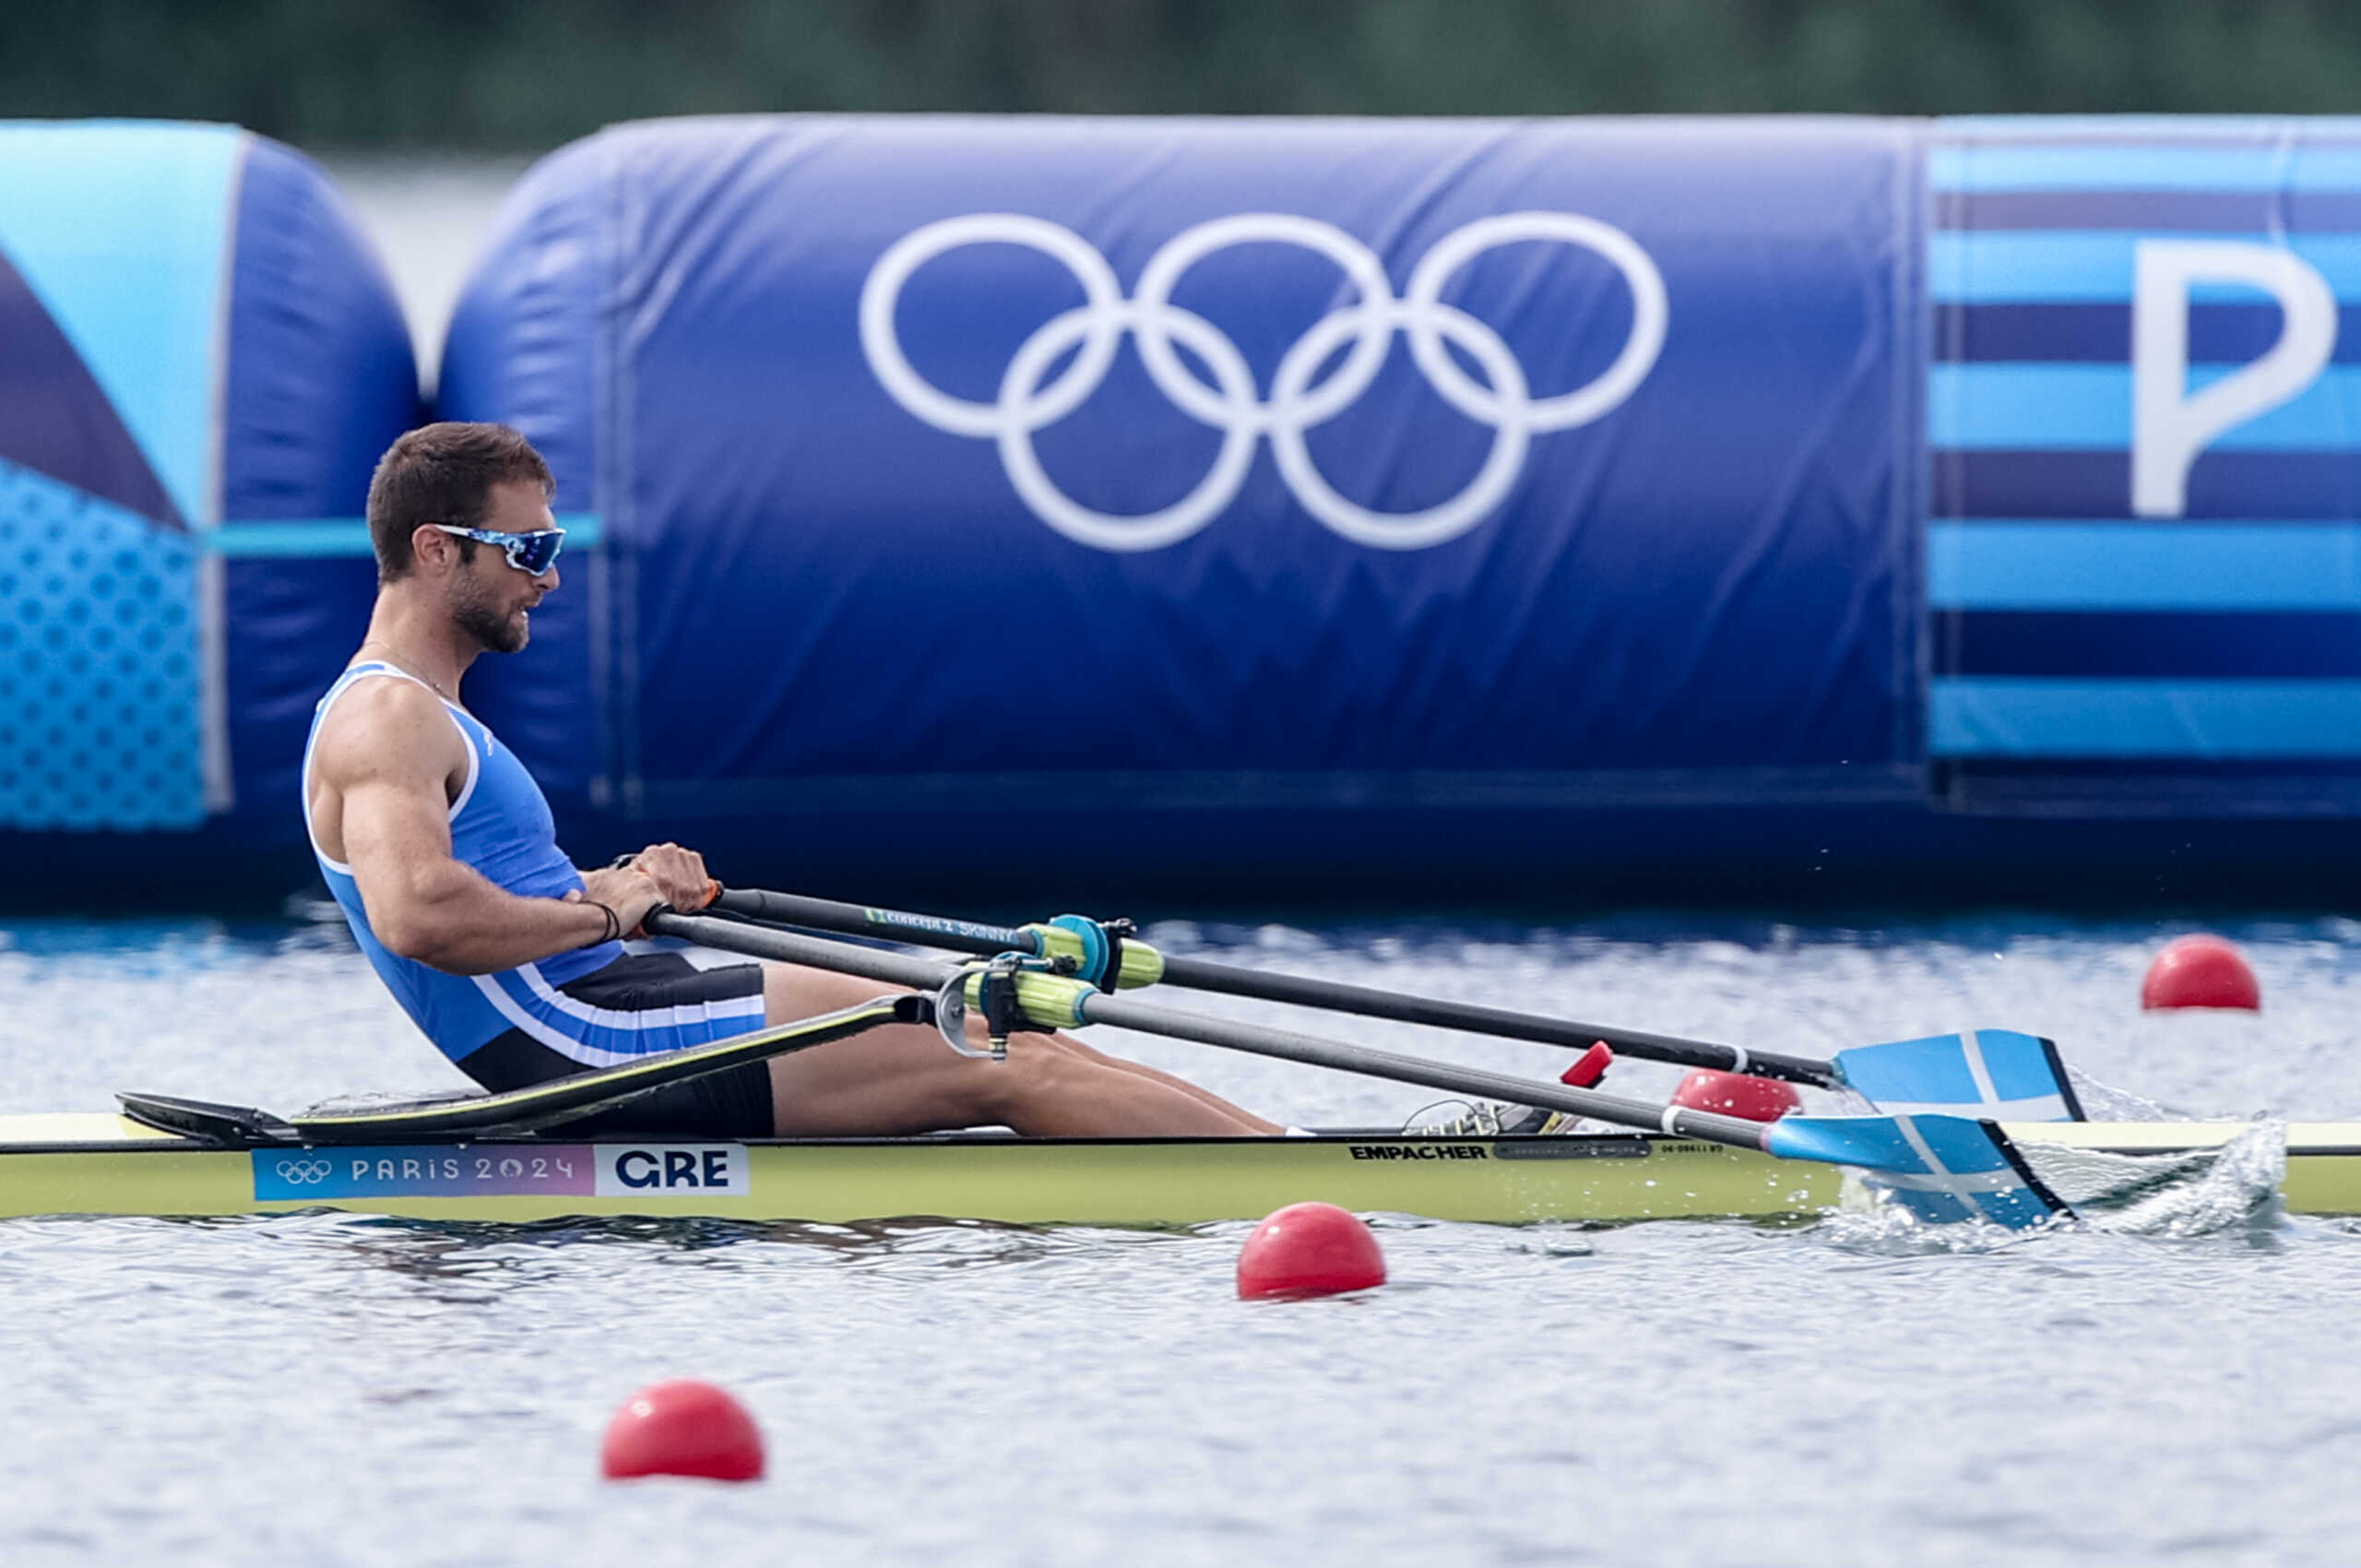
[585,899,623,944]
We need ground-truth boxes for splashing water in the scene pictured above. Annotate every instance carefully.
[2023,1121,2289,1238]
[1807,1121,2290,1253]
[2065,1063,2189,1122]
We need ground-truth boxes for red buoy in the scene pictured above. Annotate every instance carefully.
[1236,1201,1386,1301]
[600,1381,765,1482]
[2142,934,2260,1011]
[1670,1068,1800,1123]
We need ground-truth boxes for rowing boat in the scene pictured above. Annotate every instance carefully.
[0,889,2303,1232]
[0,1115,2347,1226]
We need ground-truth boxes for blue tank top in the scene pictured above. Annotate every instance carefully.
[303,662,621,1064]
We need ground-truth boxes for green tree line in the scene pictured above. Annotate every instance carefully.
[6,0,2358,149]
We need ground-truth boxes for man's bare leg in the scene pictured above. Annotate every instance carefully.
[1048,1030,1289,1125]
[755,963,1283,1138]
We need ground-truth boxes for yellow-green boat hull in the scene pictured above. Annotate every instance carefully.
[0,1115,2352,1227]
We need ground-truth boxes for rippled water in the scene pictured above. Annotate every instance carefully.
[4,911,2359,1567]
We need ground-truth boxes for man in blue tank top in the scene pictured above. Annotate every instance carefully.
[304,422,1278,1138]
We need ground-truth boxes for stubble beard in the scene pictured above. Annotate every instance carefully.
[449,572,528,655]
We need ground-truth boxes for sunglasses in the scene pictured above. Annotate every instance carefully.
[429,523,566,576]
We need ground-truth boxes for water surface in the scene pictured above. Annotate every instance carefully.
[1,912,2354,1566]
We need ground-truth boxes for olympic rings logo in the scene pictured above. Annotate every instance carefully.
[860,211,1668,552]
[274,1158,333,1185]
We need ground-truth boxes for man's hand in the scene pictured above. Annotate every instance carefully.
[613,842,718,912]
[574,866,669,938]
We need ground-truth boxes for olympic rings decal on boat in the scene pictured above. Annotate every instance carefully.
[859,211,1668,552]
[274,1157,334,1184]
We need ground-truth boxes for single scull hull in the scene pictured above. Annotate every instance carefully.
[0,1116,2352,1226]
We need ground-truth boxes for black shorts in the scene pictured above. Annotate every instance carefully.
[458,951,776,1138]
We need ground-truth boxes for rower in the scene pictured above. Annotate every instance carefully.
[302,422,1280,1139]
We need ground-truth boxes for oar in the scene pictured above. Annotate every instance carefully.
[705,888,2084,1123]
[648,908,2070,1229]
[120,994,923,1145]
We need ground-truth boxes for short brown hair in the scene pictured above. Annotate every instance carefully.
[365,422,554,581]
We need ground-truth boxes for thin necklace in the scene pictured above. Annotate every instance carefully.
[357,642,456,702]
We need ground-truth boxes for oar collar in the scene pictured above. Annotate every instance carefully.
[1026,914,1165,992]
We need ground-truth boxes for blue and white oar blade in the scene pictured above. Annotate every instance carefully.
[1764,1112,2069,1229]
[1831,1029,2084,1122]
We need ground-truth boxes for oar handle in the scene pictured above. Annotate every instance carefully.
[706,887,1835,1087]
[647,909,1781,1158]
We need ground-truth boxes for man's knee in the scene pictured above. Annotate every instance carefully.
[967,1034,1093,1122]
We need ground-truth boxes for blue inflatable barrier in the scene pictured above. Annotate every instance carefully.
[440,114,1945,890]
[427,113,2361,897]
[0,121,416,878]
[1928,118,2361,818]
[16,113,2361,902]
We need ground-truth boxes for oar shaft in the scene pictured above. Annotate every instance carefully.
[650,910,1779,1156]
[708,888,1835,1087]
[662,909,970,990]
[1076,989,1770,1146]
[717,888,1025,956]
[1156,956,1831,1085]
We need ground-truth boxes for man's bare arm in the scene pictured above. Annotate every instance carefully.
[316,682,660,974]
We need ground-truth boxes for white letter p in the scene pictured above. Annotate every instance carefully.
[2133,240,2338,517]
